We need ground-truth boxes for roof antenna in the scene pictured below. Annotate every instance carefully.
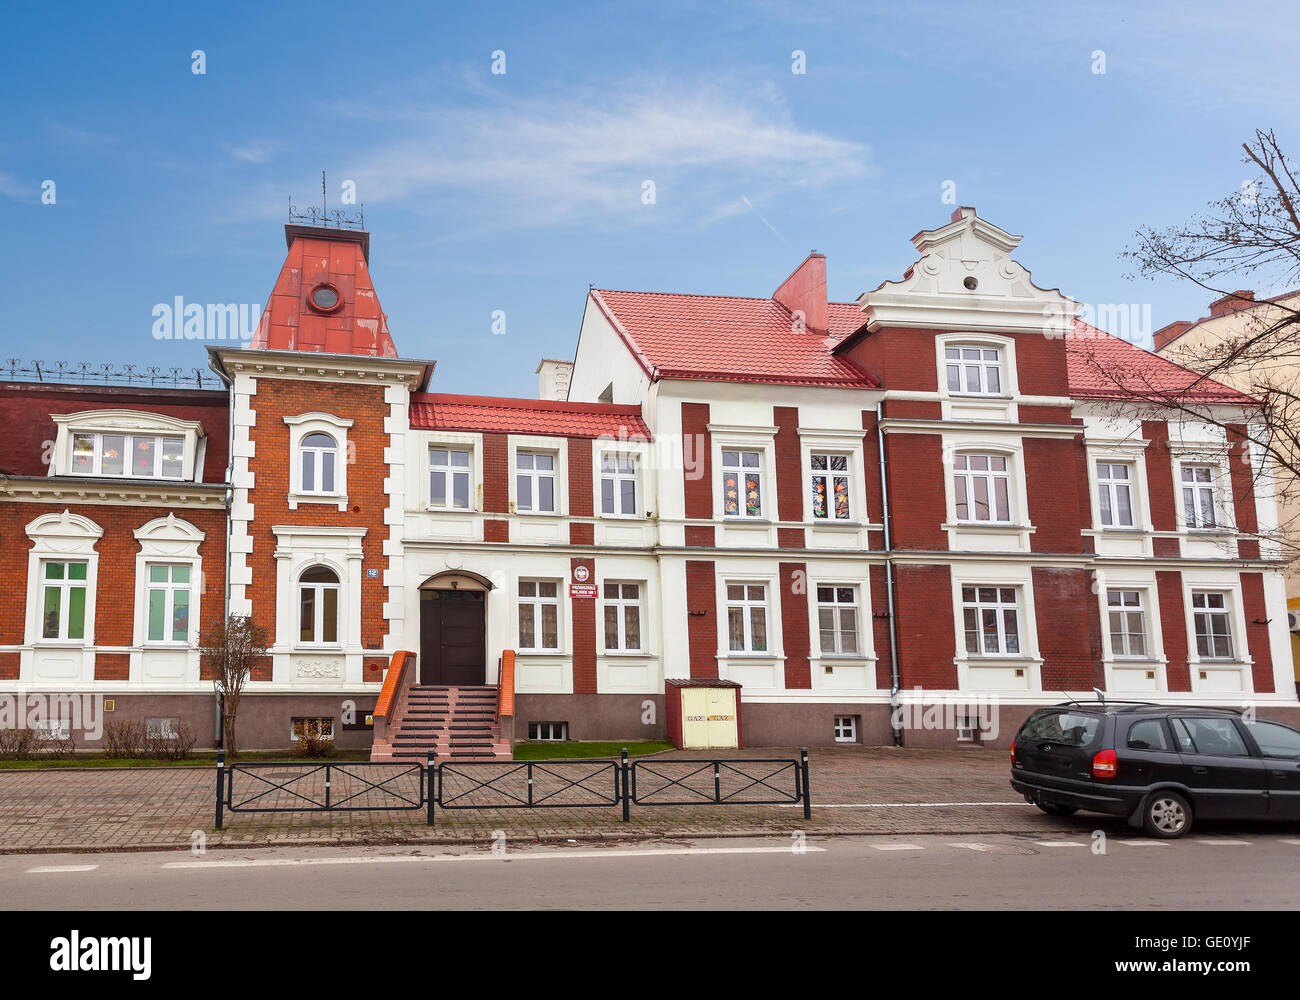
[1059,691,1082,706]
[1093,687,1106,705]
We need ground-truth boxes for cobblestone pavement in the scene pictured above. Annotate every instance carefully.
[0,746,1084,853]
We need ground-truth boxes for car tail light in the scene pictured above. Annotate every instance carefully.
[1010,739,1016,764]
[1092,748,1118,780]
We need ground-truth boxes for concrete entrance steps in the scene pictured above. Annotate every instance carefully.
[372,685,511,762]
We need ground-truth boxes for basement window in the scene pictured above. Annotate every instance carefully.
[834,716,858,743]
[528,721,568,742]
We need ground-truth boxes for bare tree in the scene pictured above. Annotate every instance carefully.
[1069,129,1300,561]
[199,615,270,759]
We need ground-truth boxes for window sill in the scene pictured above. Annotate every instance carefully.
[600,650,653,658]
[293,645,344,654]
[513,510,564,518]
[721,517,771,525]
[515,649,567,657]
[289,492,348,512]
[943,522,1031,533]
[424,505,478,514]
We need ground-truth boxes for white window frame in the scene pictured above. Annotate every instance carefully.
[601,580,645,653]
[725,581,771,654]
[518,579,562,651]
[720,449,766,519]
[52,410,203,482]
[133,514,204,650]
[808,452,853,522]
[299,432,339,495]
[833,716,857,743]
[1180,463,1222,530]
[144,564,193,645]
[816,585,861,657]
[952,452,1013,524]
[39,560,90,642]
[528,721,568,741]
[284,413,352,511]
[598,452,639,518]
[67,431,188,480]
[429,444,474,511]
[297,566,342,648]
[960,585,1022,657]
[1190,590,1235,661]
[1096,461,1136,528]
[24,511,102,649]
[1106,588,1149,659]
[944,344,1005,396]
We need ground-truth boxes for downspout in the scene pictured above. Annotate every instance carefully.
[876,401,903,746]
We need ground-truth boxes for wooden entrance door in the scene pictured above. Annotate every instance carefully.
[419,590,486,685]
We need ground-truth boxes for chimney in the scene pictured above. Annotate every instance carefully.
[1208,290,1255,318]
[535,359,573,401]
[1153,320,1195,351]
[773,251,828,335]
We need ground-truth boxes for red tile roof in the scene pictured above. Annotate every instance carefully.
[410,394,650,439]
[590,289,877,387]
[1065,320,1258,405]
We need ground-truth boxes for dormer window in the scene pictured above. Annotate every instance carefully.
[52,410,203,481]
[945,346,1003,395]
[70,433,186,479]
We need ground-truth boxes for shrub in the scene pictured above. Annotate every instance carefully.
[0,729,37,760]
[144,721,197,761]
[294,721,335,759]
[102,720,146,758]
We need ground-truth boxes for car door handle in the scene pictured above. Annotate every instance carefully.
[1191,766,1209,775]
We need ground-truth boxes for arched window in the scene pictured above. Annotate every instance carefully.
[299,566,340,645]
[300,433,338,494]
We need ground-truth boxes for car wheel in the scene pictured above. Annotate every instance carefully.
[1036,802,1078,817]
[1143,791,1192,838]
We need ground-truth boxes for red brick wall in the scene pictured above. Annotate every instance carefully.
[1032,567,1103,690]
[893,564,955,688]
[244,378,388,650]
[1240,572,1275,693]
[773,406,804,548]
[1142,421,1176,532]
[1023,437,1087,554]
[571,556,596,693]
[681,402,712,519]
[568,437,594,544]
[684,560,717,678]
[1156,570,1191,691]
[0,501,227,679]
[1226,424,1259,553]
[861,410,882,536]
[778,561,810,689]
[869,564,894,689]
[884,434,948,550]
[482,432,509,514]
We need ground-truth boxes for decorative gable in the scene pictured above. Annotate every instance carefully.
[856,207,1079,337]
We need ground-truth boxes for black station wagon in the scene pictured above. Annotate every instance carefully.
[1010,703,1300,838]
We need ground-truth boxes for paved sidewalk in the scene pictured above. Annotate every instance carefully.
[0,746,1081,853]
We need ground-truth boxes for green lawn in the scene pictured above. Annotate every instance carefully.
[0,748,372,769]
[512,740,672,760]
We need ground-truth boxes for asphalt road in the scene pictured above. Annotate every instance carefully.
[4,832,1300,909]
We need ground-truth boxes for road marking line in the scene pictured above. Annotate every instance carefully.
[1035,841,1086,847]
[1113,840,1169,847]
[26,865,99,874]
[1192,839,1250,846]
[947,842,996,852]
[163,845,829,870]
[1281,839,1300,846]
[779,802,1027,809]
[871,844,924,851]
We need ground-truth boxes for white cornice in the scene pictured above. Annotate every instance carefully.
[877,418,1083,439]
[1,478,227,508]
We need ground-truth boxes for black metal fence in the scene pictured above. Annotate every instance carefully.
[214,748,811,827]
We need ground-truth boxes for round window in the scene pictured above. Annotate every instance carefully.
[309,285,340,311]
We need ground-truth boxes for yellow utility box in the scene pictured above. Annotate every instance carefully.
[666,679,742,749]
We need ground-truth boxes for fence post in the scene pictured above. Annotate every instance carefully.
[324,762,332,811]
[214,750,225,829]
[800,747,811,820]
[426,751,436,827]
[620,747,630,822]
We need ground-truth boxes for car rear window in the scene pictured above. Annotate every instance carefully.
[1019,711,1101,747]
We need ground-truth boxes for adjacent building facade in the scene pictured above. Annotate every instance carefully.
[2,208,1296,752]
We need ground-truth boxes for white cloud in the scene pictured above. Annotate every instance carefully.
[337,80,870,227]
[0,172,27,201]
[225,142,276,164]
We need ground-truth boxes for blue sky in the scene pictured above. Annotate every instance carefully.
[2,0,1297,397]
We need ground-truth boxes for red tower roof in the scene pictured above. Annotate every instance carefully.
[250,225,398,357]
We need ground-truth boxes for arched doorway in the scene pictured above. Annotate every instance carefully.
[418,572,492,685]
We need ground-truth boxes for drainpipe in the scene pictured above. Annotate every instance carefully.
[876,401,903,746]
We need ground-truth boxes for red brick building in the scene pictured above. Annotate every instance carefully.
[1,208,1295,754]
